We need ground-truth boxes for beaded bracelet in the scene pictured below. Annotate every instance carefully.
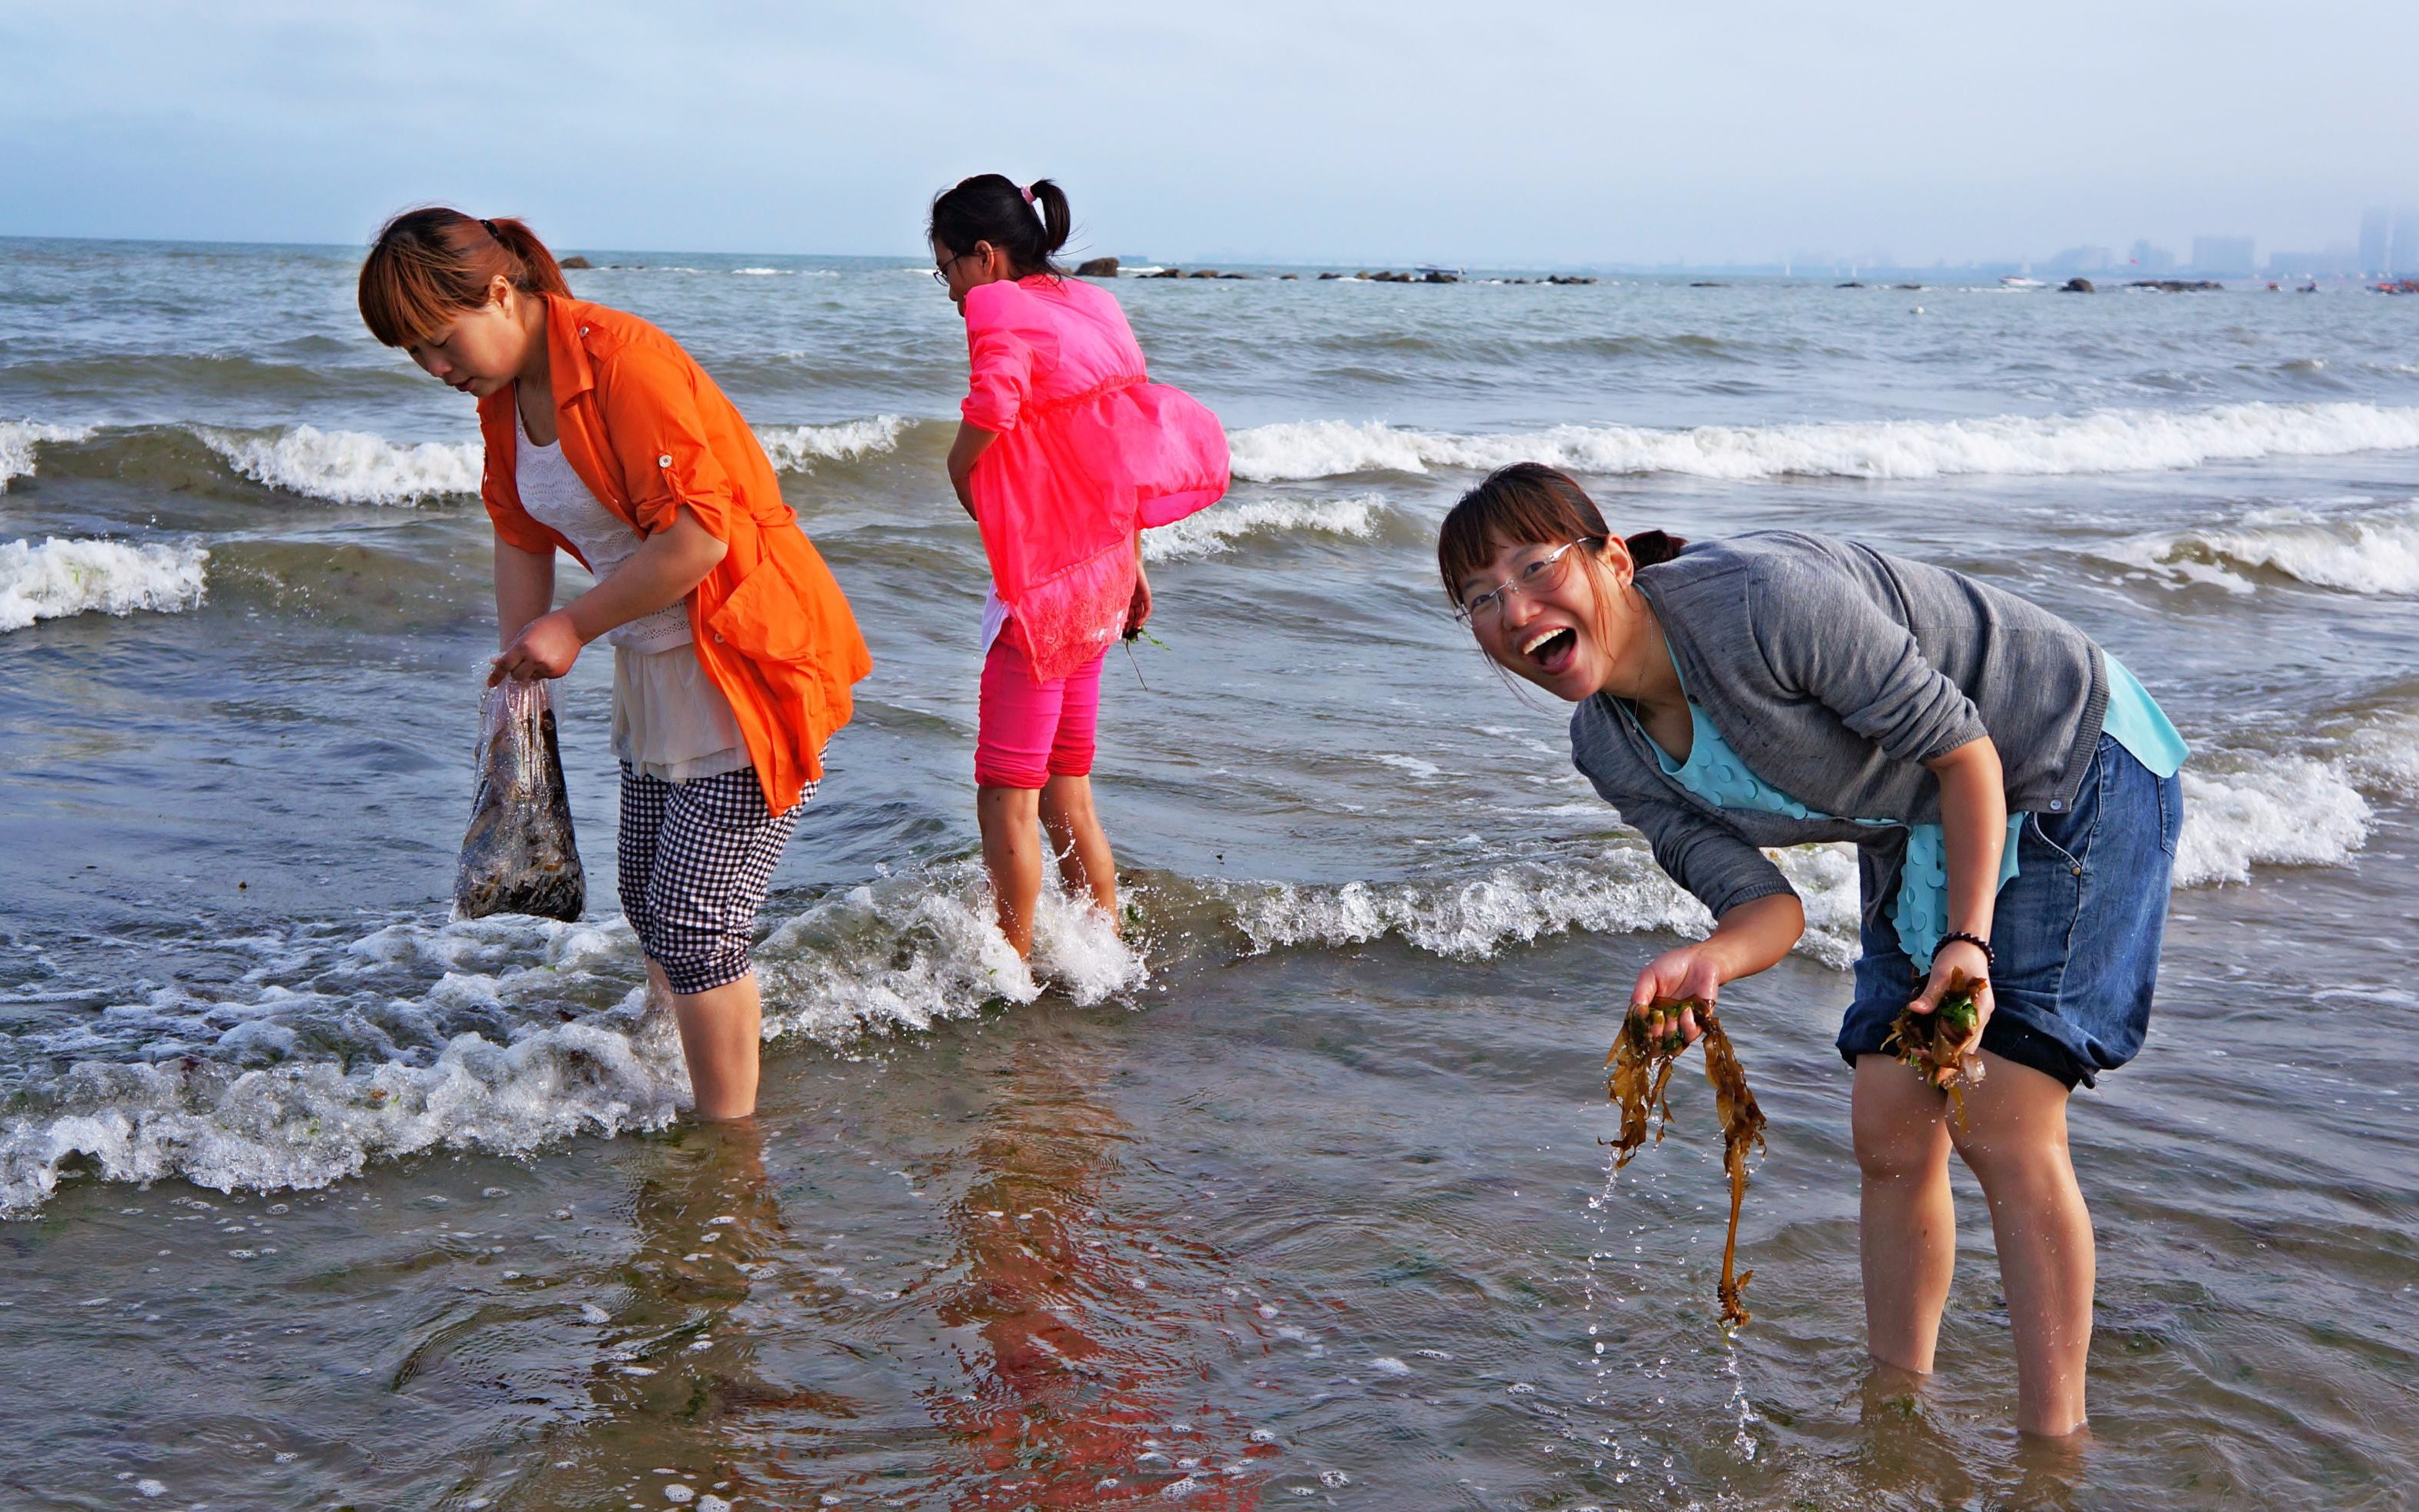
[1938,931,1994,973]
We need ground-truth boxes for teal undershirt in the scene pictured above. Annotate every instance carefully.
[1631,650,2185,972]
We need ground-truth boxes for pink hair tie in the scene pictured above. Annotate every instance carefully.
[1020,183,1035,205]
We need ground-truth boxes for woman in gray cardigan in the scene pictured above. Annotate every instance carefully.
[1439,463,2184,1437]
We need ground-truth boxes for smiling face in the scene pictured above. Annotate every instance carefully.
[403,278,529,398]
[1457,534,1642,702]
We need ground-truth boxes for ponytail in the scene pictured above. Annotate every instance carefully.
[358,206,572,348]
[929,173,1074,278]
[1027,178,1072,261]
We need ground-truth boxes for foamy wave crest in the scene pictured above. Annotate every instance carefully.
[755,415,910,472]
[2338,710,2419,802]
[1226,402,2419,485]
[757,864,1145,1039]
[198,425,481,505]
[0,420,95,491]
[1143,493,1387,562]
[0,536,209,632]
[2174,755,2375,888]
[1221,844,1863,968]
[0,874,1143,1216]
[2111,501,2419,596]
[0,1002,690,1218]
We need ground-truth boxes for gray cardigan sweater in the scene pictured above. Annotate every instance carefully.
[1569,531,2108,924]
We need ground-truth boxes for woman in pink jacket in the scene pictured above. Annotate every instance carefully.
[931,175,1229,957]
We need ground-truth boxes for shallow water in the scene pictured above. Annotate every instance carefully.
[2,239,2415,1508]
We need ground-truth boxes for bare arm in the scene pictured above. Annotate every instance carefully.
[491,509,728,684]
[1630,891,1807,1040]
[495,535,556,651]
[1908,734,2006,1021]
[947,422,998,519]
[1128,531,1152,634]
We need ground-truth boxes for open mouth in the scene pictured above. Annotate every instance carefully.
[1521,625,1578,675]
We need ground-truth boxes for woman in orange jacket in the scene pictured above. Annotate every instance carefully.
[358,208,871,1121]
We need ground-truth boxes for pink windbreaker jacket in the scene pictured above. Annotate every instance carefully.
[961,275,1229,681]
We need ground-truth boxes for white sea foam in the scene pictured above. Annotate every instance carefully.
[2174,756,2375,888]
[0,536,209,632]
[0,869,1143,1216]
[1142,493,1387,562]
[2337,711,2419,802]
[754,415,910,472]
[0,420,95,491]
[729,267,788,276]
[198,425,481,505]
[1224,402,2419,485]
[2110,501,2419,596]
[1221,844,1863,968]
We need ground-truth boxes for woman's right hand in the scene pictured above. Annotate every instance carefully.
[1630,942,1727,1045]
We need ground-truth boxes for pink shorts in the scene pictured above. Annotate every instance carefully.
[975,635,1108,789]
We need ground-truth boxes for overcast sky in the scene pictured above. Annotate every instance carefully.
[4,0,2414,265]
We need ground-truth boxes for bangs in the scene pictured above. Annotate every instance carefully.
[1436,464,1609,604]
[358,246,474,348]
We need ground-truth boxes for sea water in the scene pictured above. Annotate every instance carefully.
[2,238,2414,1507]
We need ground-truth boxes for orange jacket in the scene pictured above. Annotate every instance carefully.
[478,296,870,811]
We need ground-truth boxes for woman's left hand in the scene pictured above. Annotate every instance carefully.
[1906,937,1995,1074]
[491,609,583,684]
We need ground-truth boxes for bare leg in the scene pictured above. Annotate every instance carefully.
[1038,773,1117,921]
[977,784,1045,958]
[1853,1053,1958,1374]
[1948,1051,2094,1437]
[649,955,762,1121]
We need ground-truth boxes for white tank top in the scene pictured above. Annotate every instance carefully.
[514,411,692,653]
[513,402,749,782]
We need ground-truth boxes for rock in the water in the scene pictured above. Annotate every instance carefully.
[1145,267,1183,278]
[1074,256,1119,278]
[1188,268,1221,278]
[1424,270,1459,283]
[558,255,594,270]
[2061,277,2094,293]
[1318,271,1343,279]
[1837,280,1865,288]
[2128,278,2223,292]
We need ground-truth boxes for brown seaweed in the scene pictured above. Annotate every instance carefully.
[1882,968,1989,1121]
[1604,996,1768,1328]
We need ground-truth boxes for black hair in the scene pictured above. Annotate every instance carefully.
[928,174,1072,278]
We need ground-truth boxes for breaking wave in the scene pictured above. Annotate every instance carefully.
[1224,401,2419,484]
[755,415,910,472]
[2171,706,2419,887]
[0,536,209,632]
[1219,844,1866,969]
[0,868,1141,1218]
[197,424,481,505]
[0,419,96,491]
[2110,501,2419,596]
[1142,493,1388,561]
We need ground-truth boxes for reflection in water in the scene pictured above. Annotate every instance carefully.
[512,1117,855,1509]
[928,1019,1266,1509]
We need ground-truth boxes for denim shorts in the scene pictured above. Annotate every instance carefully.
[1837,734,2183,1089]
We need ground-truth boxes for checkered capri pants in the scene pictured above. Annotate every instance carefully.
[617,762,813,996]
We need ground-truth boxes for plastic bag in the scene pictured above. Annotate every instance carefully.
[455,678,586,921]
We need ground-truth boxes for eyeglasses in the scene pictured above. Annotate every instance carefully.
[932,250,977,285]
[1453,538,1599,625]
